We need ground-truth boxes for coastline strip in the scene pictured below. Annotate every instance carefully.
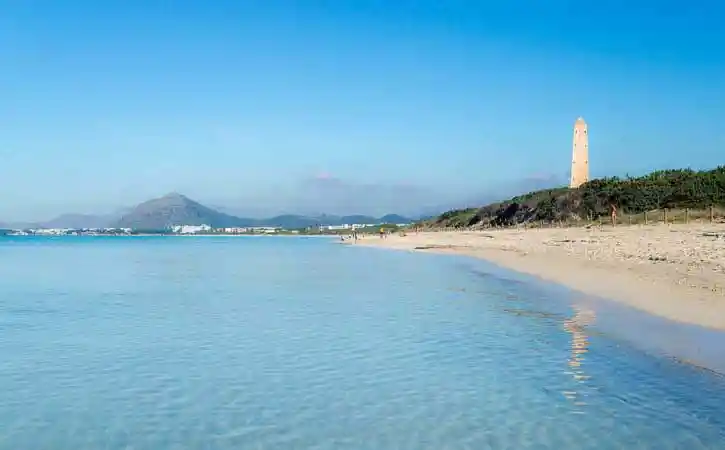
[347,227,725,331]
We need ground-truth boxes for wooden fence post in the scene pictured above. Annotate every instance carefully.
[685,208,689,224]
[644,211,648,225]
[711,205,715,223]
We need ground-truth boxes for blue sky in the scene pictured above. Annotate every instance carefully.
[1,0,724,219]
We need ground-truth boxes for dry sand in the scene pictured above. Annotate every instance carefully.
[347,225,725,330]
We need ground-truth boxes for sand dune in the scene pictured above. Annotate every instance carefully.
[347,225,725,330]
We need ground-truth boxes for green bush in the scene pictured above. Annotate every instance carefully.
[430,166,725,227]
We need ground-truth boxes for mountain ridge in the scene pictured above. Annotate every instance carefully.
[2,193,413,229]
[113,193,248,229]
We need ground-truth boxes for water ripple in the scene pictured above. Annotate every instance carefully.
[0,236,724,449]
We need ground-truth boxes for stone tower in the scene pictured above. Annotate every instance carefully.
[569,117,589,188]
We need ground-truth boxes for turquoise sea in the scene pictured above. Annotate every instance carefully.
[0,236,724,449]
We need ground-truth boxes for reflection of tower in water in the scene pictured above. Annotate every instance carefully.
[562,305,596,409]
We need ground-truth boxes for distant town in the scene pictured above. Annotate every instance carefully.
[1,221,412,237]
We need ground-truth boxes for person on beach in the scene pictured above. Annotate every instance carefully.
[379,227,385,239]
[610,204,618,227]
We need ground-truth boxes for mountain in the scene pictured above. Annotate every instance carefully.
[2,194,414,230]
[337,214,377,224]
[36,206,135,229]
[379,214,410,224]
[258,215,318,229]
[112,192,255,229]
[40,213,114,229]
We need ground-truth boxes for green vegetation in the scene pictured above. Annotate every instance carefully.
[429,208,478,228]
[428,166,725,228]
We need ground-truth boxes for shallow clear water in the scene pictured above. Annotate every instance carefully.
[0,236,724,449]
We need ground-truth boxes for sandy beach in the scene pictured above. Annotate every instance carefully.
[348,225,725,330]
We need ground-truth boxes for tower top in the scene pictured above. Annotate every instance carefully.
[575,117,586,125]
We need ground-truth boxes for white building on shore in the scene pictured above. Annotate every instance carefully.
[172,224,211,234]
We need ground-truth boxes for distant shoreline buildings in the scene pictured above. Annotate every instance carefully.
[570,117,589,188]
[1,220,412,236]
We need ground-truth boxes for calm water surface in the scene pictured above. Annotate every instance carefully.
[0,236,724,449]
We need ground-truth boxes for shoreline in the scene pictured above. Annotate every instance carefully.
[346,226,725,331]
[1,233,337,238]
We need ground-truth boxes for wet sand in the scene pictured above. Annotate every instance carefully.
[347,225,725,330]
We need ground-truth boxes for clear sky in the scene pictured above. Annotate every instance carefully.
[1,0,724,220]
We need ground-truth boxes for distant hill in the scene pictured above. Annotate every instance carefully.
[379,214,411,224]
[257,214,318,229]
[109,193,413,230]
[428,167,725,228]
[1,194,414,230]
[337,214,377,224]
[112,193,254,229]
[41,213,115,229]
[0,206,132,230]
